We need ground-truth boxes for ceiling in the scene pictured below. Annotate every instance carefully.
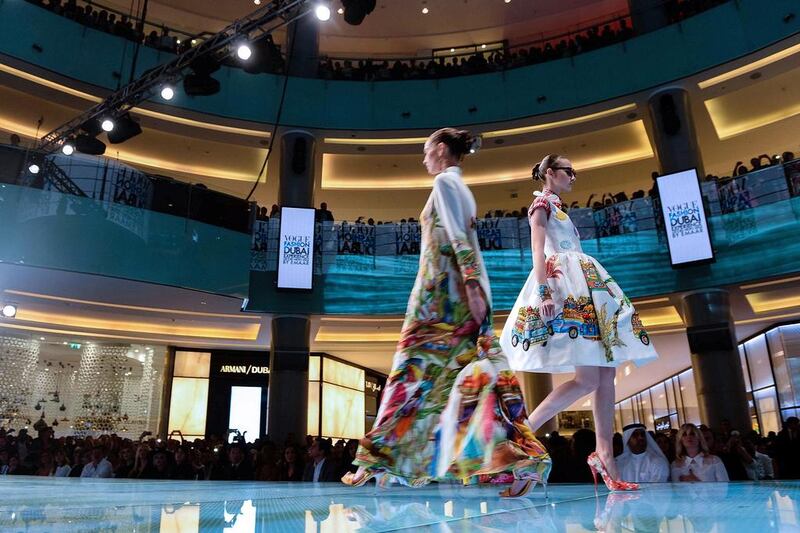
[99,0,628,55]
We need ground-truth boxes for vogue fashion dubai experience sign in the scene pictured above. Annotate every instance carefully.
[657,168,714,267]
[277,207,316,289]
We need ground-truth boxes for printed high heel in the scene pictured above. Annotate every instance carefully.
[499,460,551,498]
[341,469,376,487]
[586,452,639,492]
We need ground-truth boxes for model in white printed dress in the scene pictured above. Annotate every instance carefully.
[500,154,658,491]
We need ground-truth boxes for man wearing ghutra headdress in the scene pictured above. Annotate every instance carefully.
[616,423,669,482]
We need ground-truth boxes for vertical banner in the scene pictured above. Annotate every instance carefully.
[277,207,315,289]
[657,168,714,267]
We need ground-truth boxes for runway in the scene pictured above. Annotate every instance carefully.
[0,477,798,531]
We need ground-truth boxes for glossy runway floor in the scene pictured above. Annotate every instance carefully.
[1,478,799,532]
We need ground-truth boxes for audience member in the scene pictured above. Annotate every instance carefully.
[303,438,339,482]
[776,416,800,479]
[278,443,304,481]
[80,446,114,478]
[671,423,729,482]
[52,449,72,477]
[616,423,670,482]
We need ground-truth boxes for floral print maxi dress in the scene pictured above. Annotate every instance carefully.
[354,166,550,485]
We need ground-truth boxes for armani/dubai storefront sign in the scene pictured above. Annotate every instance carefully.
[219,365,270,375]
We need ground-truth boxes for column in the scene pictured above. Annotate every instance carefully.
[264,15,320,445]
[267,316,310,444]
[647,87,705,177]
[520,372,557,436]
[681,289,750,431]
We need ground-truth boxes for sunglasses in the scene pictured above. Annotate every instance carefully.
[552,166,577,178]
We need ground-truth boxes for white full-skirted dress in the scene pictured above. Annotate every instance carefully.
[500,189,659,373]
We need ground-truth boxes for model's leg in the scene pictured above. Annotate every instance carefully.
[527,367,600,432]
[592,367,619,479]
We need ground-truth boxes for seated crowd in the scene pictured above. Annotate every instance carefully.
[2,417,799,483]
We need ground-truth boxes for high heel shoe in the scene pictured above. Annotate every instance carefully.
[499,460,551,498]
[586,452,639,492]
[499,478,535,498]
[341,469,376,487]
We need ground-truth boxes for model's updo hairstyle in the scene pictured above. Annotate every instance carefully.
[532,154,564,182]
[429,128,481,159]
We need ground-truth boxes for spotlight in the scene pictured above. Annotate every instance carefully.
[106,113,142,144]
[101,119,115,132]
[1,304,17,318]
[61,143,74,156]
[160,86,175,100]
[342,0,376,25]
[184,54,221,95]
[237,43,252,60]
[183,73,221,96]
[75,134,106,155]
[422,7,429,14]
[243,34,282,75]
[337,7,344,14]
[315,4,331,21]
[28,163,40,174]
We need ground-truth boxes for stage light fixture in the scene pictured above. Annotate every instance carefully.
[342,0,376,25]
[237,43,253,60]
[101,119,115,132]
[1,304,17,318]
[75,134,107,155]
[183,73,221,96]
[106,113,142,144]
[61,142,75,156]
[315,4,332,21]
[80,118,104,137]
[28,163,40,174]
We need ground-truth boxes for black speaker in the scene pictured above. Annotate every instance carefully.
[290,137,307,175]
[686,323,735,353]
[659,93,682,136]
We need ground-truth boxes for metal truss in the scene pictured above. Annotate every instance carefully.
[37,0,312,154]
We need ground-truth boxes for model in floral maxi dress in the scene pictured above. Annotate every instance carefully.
[344,129,550,497]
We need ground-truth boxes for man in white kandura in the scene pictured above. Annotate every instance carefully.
[616,423,669,483]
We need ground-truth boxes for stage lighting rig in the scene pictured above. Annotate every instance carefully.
[36,0,320,155]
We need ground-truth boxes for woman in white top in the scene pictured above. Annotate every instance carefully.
[52,449,72,477]
[671,423,729,482]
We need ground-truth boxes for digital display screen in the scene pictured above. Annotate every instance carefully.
[277,207,315,289]
[657,168,714,267]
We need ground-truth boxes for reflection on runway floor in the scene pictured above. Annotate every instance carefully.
[1,477,799,532]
